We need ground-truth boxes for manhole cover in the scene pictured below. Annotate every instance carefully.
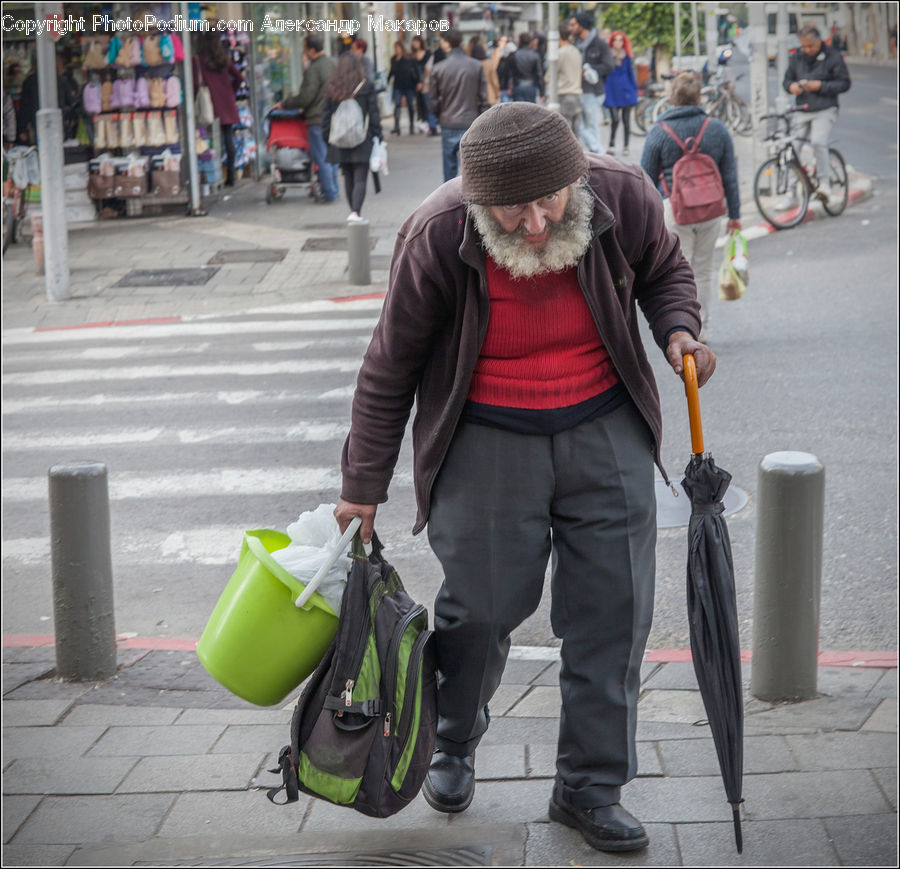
[115,268,219,287]
[208,249,287,264]
[139,846,491,866]
[656,479,748,529]
[302,236,376,251]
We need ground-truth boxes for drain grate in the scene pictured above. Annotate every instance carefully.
[208,249,287,265]
[139,846,491,866]
[301,236,376,252]
[115,268,220,287]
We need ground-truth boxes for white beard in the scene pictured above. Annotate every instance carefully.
[468,183,594,279]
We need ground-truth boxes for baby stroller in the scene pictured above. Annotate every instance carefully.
[265,108,323,204]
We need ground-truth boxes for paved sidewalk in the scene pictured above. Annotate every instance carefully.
[1,640,896,867]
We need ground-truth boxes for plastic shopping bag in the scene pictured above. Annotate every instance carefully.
[270,504,351,613]
[369,137,389,176]
[719,231,747,301]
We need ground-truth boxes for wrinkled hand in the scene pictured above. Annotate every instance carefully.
[334,499,377,545]
[666,331,716,386]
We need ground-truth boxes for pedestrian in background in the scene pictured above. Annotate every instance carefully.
[781,24,851,210]
[641,72,741,344]
[334,100,713,855]
[483,35,508,106]
[568,11,613,153]
[411,35,438,135]
[388,41,420,135]
[322,52,382,224]
[604,31,638,156]
[503,32,544,103]
[554,22,583,138]
[193,29,243,186]
[429,28,487,181]
[279,35,339,203]
[350,38,375,83]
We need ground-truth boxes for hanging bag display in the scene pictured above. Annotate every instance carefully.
[195,60,215,127]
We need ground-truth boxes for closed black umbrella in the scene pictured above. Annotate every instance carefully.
[681,354,744,853]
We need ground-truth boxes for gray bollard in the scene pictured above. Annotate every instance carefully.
[751,451,825,701]
[49,461,117,681]
[347,219,371,286]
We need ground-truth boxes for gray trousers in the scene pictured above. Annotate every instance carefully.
[427,401,657,808]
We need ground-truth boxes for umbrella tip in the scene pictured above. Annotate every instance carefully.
[732,805,743,854]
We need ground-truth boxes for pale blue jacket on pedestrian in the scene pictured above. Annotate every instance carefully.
[604,56,638,107]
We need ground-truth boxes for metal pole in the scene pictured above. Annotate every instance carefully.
[775,4,790,114]
[49,461,117,681]
[705,2,718,71]
[34,2,69,301]
[675,2,682,67]
[747,2,769,179]
[180,1,203,215]
[546,2,559,113]
[247,20,262,182]
[691,1,700,56]
[347,219,370,285]
[751,452,825,702]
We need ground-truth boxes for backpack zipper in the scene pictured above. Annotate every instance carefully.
[383,605,426,736]
[394,629,431,749]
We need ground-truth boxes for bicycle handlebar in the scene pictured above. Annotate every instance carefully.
[758,104,809,121]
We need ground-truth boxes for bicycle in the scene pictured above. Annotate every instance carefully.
[2,145,37,255]
[702,73,752,136]
[752,106,848,230]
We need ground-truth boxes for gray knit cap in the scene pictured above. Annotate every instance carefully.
[459,103,589,205]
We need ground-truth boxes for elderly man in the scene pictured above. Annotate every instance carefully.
[335,103,714,853]
[781,24,851,209]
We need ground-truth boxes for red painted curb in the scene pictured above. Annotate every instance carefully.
[34,316,183,333]
[329,291,387,303]
[4,635,896,668]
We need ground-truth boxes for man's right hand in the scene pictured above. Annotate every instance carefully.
[334,499,377,545]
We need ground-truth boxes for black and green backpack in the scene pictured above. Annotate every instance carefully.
[268,533,437,818]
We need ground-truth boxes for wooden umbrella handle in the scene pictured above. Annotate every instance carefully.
[683,353,705,455]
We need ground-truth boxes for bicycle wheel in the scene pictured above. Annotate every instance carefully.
[728,97,753,136]
[633,97,652,135]
[821,149,848,216]
[754,157,810,230]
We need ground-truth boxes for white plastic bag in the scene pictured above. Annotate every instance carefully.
[369,137,389,176]
[270,504,351,613]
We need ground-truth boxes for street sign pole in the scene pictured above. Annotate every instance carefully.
[546,2,559,113]
[747,2,769,179]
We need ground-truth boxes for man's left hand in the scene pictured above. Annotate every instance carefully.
[666,331,716,387]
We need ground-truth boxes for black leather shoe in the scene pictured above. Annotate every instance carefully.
[422,751,475,813]
[549,790,649,852]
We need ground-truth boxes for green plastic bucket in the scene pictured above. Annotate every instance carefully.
[197,529,340,707]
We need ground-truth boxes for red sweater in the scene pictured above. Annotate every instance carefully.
[467,258,620,409]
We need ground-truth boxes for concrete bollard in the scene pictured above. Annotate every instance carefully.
[49,461,117,681]
[347,219,370,286]
[751,451,825,701]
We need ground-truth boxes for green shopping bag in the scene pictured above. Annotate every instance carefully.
[719,231,748,301]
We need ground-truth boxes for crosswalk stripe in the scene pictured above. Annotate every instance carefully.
[1,317,380,346]
[2,467,345,502]
[1,421,349,450]
[2,389,352,415]
[2,358,362,386]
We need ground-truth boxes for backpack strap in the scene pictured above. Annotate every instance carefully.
[266,744,300,804]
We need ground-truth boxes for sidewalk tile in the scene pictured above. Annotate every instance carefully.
[1,700,73,726]
[817,666,886,696]
[117,752,264,793]
[2,663,58,694]
[658,735,796,776]
[621,776,734,824]
[3,795,41,843]
[479,717,563,746]
[176,707,291,726]
[489,684,531,716]
[499,659,554,686]
[61,704,180,727]
[862,697,897,732]
[157,789,305,838]
[302,789,443,833]
[824,813,898,866]
[872,768,897,810]
[638,689,709,724]
[2,726,107,759]
[0,843,77,866]
[86,724,224,756]
[211,724,289,754]
[3,756,137,795]
[475,743,526,780]
[677,818,838,866]
[785,731,897,770]
[525,821,677,866]
[527,742,662,779]
[12,793,175,844]
[742,770,891,819]
[446,779,551,827]
[743,693,881,733]
[869,668,897,699]
[506,686,560,717]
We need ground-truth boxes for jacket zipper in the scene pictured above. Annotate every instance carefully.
[382,604,426,737]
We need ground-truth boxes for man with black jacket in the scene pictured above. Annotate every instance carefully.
[430,28,487,181]
[569,11,614,153]
[782,24,850,209]
[504,32,544,102]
